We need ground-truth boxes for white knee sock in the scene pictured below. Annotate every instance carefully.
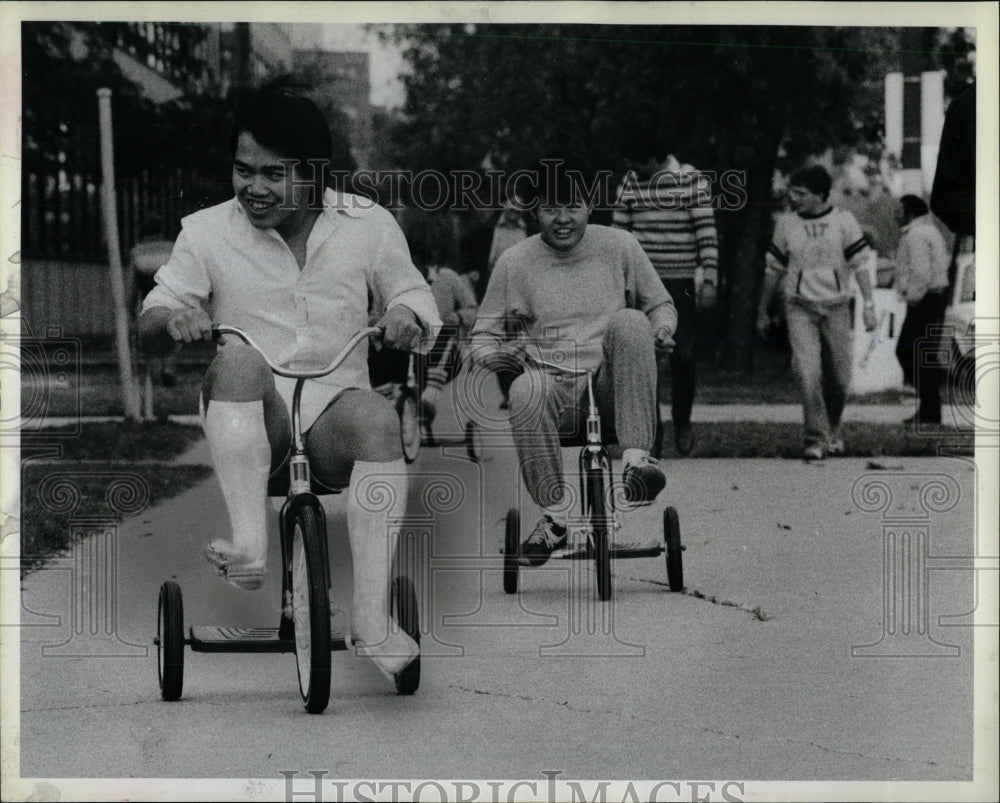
[347,458,419,679]
[203,400,270,564]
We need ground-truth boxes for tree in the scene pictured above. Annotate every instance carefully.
[375,24,972,370]
[936,27,977,99]
[23,22,365,229]
[21,21,236,232]
[22,23,142,175]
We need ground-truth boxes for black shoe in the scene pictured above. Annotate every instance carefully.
[622,456,667,505]
[519,516,568,567]
[674,423,695,456]
[419,420,435,445]
[652,418,665,460]
[421,397,437,422]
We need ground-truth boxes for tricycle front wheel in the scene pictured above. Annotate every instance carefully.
[291,505,332,714]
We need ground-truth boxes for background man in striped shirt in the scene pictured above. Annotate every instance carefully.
[613,154,719,457]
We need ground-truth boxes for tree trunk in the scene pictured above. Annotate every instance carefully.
[722,162,777,372]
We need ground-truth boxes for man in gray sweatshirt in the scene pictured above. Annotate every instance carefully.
[469,159,678,565]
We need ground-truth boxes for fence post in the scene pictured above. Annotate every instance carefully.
[97,87,142,421]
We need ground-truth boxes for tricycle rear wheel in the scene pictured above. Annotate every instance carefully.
[157,581,184,701]
[664,506,684,592]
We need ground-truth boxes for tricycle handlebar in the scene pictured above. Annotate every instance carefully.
[213,325,383,379]
[520,349,591,377]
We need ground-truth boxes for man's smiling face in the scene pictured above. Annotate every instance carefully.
[232,131,308,230]
[536,199,592,252]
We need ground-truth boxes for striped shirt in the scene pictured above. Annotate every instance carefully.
[612,166,719,284]
[765,206,871,305]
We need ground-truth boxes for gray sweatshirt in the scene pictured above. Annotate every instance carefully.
[470,224,677,371]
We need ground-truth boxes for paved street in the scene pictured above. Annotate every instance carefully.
[15,394,986,794]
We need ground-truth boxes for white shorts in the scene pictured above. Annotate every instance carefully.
[198,377,349,437]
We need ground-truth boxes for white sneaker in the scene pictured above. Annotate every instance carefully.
[350,608,420,681]
[802,443,825,461]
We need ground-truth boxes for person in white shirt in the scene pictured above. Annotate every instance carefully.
[756,165,878,461]
[139,78,440,678]
[893,194,950,426]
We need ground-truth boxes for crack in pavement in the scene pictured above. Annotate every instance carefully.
[446,684,968,772]
[447,683,663,725]
[622,575,771,620]
[22,699,169,713]
[780,736,969,773]
[554,561,771,621]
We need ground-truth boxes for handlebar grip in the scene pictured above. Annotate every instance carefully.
[211,324,250,345]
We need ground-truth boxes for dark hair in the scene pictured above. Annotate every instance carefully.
[520,155,597,205]
[789,164,832,200]
[899,194,929,219]
[228,75,333,195]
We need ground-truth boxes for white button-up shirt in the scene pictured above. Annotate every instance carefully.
[142,190,441,430]
[894,214,950,304]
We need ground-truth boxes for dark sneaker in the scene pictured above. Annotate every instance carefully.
[826,438,845,456]
[419,420,435,445]
[674,423,695,456]
[622,456,666,504]
[520,516,568,567]
[420,391,438,423]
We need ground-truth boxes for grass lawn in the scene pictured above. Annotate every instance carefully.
[659,420,973,460]
[29,420,206,460]
[26,364,206,420]
[20,462,213,574]
[19,422,211,574]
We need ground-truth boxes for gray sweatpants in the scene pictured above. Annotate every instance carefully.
[508,309,658,508]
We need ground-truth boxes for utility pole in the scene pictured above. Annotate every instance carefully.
[97,87,142,421]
